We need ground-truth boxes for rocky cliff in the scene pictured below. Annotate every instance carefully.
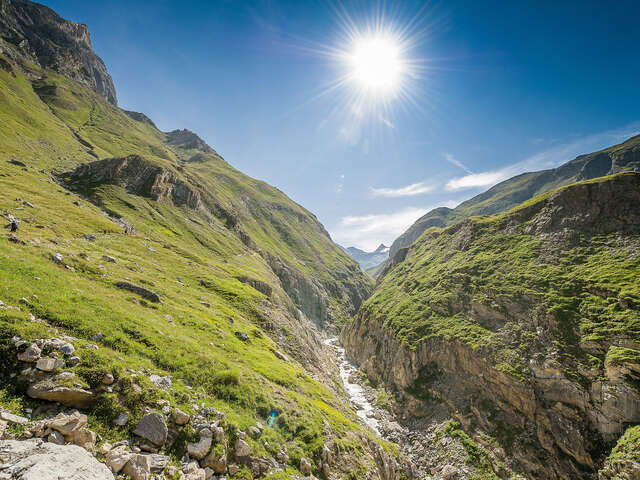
[0,0,117,104]
[344,173,640,479]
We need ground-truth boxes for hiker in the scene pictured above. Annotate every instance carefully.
[9,220,18,232]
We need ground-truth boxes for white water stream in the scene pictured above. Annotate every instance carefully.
[324,337,380,435]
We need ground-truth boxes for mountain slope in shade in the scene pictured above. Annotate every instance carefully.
[385,134,640,270]
[341,244,389,271]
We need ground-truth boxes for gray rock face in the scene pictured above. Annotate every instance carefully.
[0,0,117,105]
[133,413,168,446]
[234,439,251,460]
[0,439,114,479]
[17,343,40,362]
[187,428,212,460]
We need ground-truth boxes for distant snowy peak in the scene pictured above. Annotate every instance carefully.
[342,244,389,271]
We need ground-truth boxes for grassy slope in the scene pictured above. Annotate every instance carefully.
[0,53,382,477]
[363,173,640,378]
[388,135,640,260]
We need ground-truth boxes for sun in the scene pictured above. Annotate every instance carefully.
[349,35,404,94]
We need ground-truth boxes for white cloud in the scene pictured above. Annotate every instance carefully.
[445,124,640,192]
[444,152,473,174]
[331,202,458,250]
[371,181,433,197]
[446,169,513,191]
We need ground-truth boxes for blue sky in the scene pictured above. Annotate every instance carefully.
[46,0,640,250]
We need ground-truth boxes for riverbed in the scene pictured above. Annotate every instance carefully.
[324,337,380,435]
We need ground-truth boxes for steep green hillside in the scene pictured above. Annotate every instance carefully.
[386,135,640,266]
[0,31,396,479]
[344,173,640,479]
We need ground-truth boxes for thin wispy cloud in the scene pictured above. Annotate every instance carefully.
[445,123,640,192]
[331,202,458,250]
[371,181,433,197]
[444,152,473,174]
[337,174,345,193]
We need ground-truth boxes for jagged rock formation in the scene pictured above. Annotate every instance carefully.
[0,0,117,105]
[385,135,640,272]
[344,173,640,479]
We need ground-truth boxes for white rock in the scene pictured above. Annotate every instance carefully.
[122,453,152,480]
[187,428,212,460]
[51,253,63,264]
[36,357,64,372]
[105,445,133,473]
[0,439,114,479]
[0,411,29,426]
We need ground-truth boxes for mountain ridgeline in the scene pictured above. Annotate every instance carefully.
[383,135,640,275]
[341,244,389,271]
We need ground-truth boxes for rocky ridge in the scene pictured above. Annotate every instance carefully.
[384,134,640,274]
[0,0,117,105]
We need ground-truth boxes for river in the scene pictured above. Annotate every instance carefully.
[324,337,380,435]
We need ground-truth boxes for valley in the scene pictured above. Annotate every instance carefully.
[0,1,638,480]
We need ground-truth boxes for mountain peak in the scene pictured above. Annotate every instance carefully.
[165,128,216,154]
[0,0,117,104]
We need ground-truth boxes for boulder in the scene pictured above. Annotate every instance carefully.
[0,439,114,479]
[202,450,227,474]
[122,453,152,480]
[212,425,225,444]
[115,281,161,303]
[105,445,133,473]
[149,374,172,389]
[0,411,29,426]
[187,428,212,460]
[248,426,261,439]
[102,255,117,263]
[47,430,64,445]
[234,331,250,342]
[441,465,459,479]
[234,438,251,461]
[133,413,168,446]
[28,381,95,408]
[172,408,190,425]
[67,356,81,367]
[70,427,96,453]
[36,357,64,372]
[148,453,169,473]
[59,343,75,356]
[48,412,88,436]
[51,253,63,264]
[17,343,41,362]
